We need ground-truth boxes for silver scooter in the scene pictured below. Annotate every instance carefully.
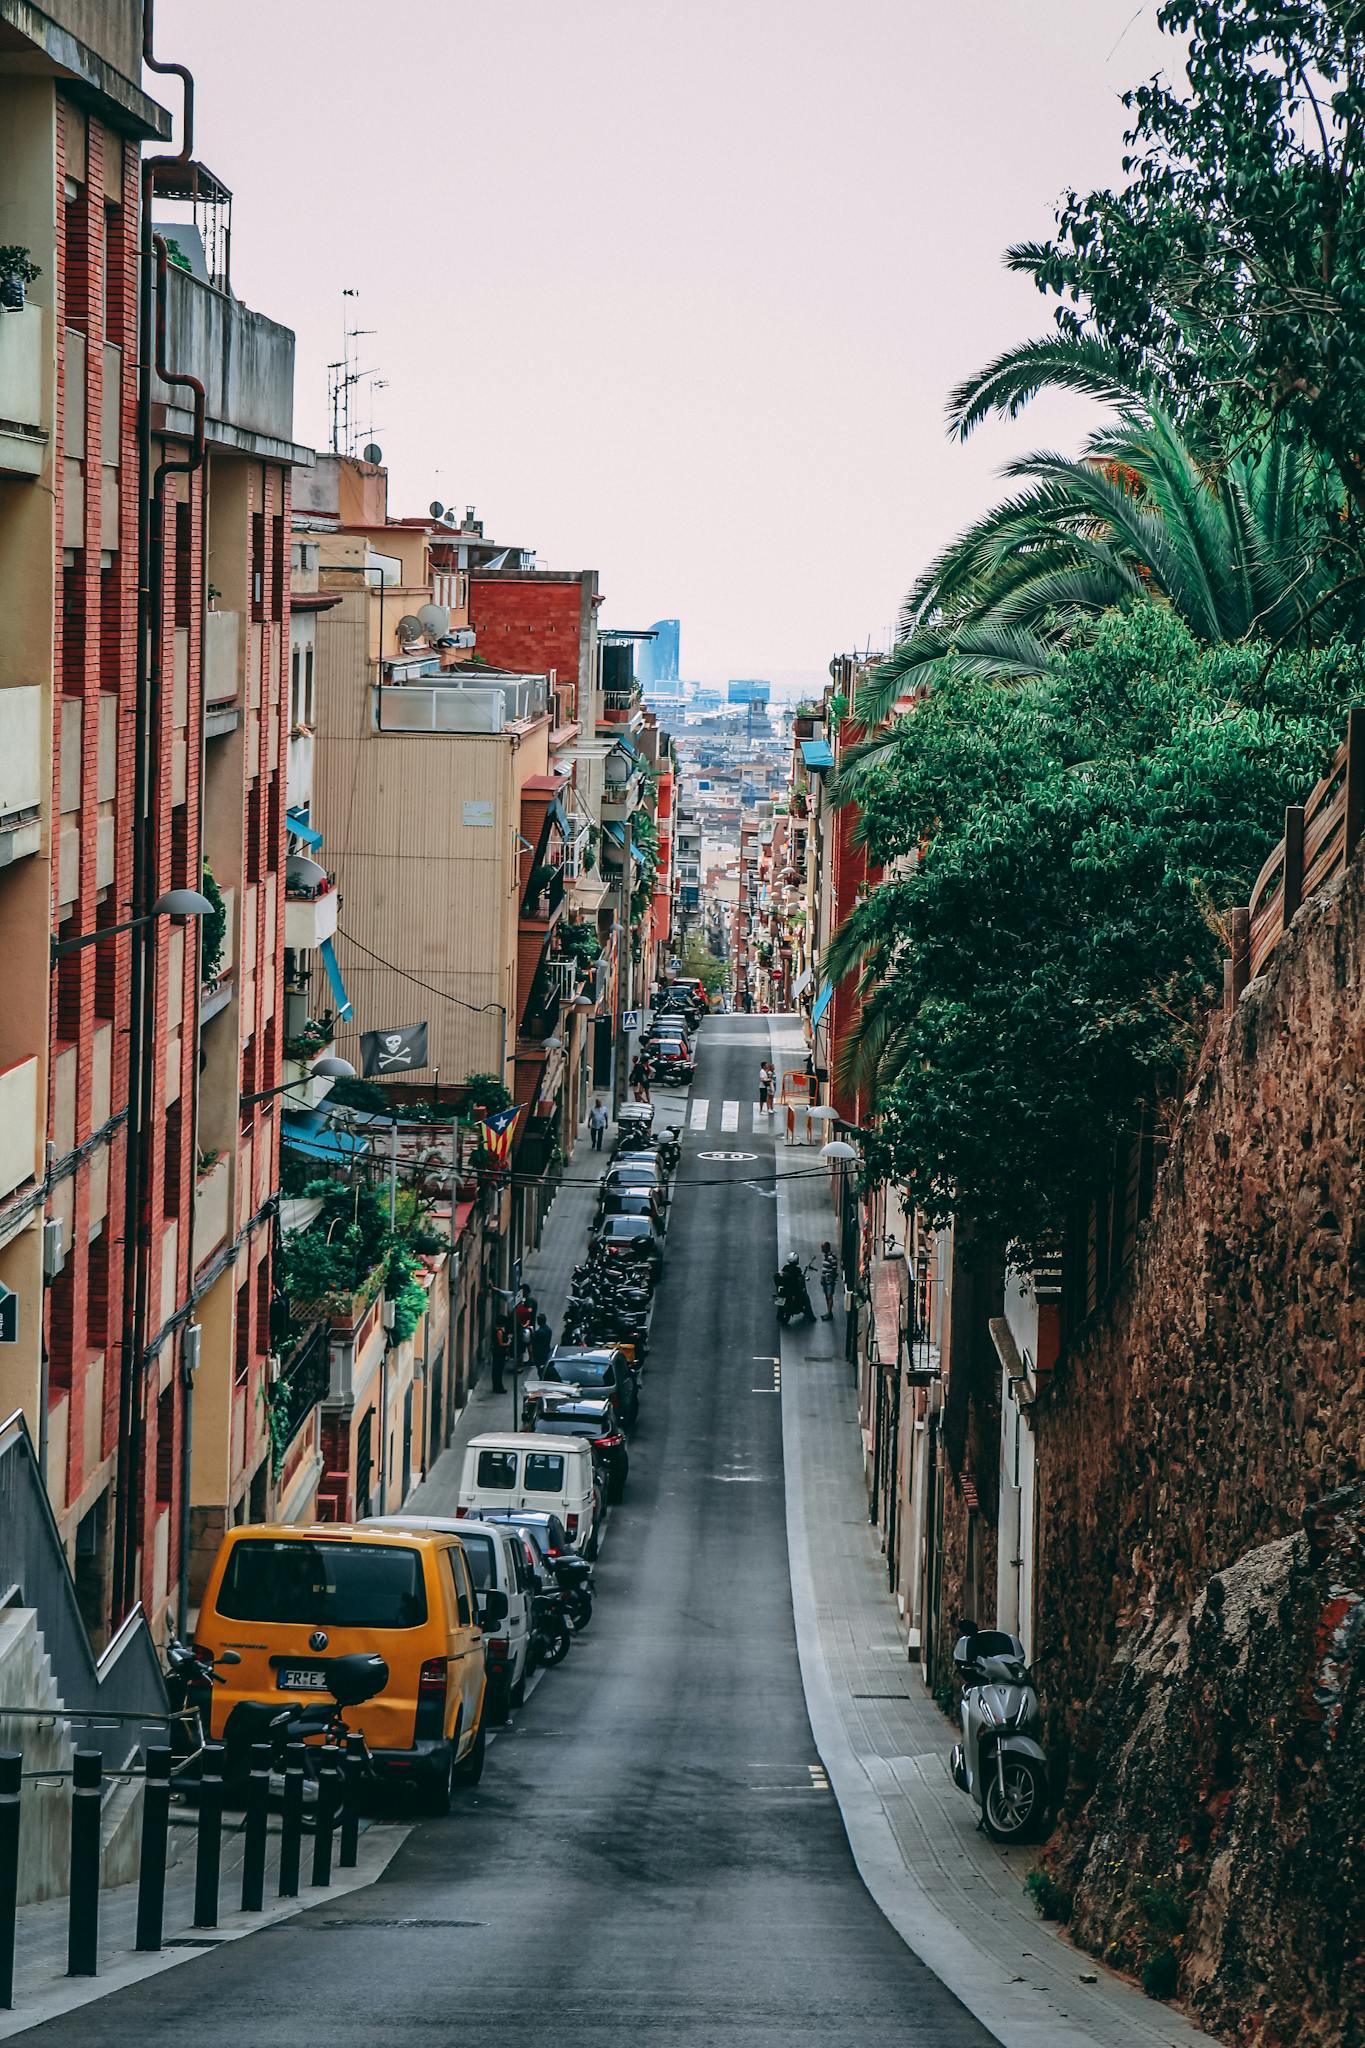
[949,1628,1050,1842]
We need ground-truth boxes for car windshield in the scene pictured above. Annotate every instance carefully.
[524,1452,567,1492]
[565,1363,613,1386]
[217,1539,427,1629]
[603,1217,650,1239]
[535,1417,602,1438]
[454,1533,495,1590]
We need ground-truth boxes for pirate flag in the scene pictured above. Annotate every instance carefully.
[360,1021,429,1077]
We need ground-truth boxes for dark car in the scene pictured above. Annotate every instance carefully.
[599,1187,665,1231]
[601,1157,669,1206]
[647,1043,695,1083]
[592,1213,663,1275]
[545,1345,640,1425]
[532,1398,629,1503]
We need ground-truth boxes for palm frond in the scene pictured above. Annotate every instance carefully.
[946,334,1143,442]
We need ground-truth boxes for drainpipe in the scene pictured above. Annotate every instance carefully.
[114,5,205,1620]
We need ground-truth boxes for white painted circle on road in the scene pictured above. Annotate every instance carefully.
[697,1150,758,1161]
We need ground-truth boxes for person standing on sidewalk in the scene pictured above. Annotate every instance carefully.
[588,1097,609,1151]
[630,1055,652,1104]
[530,1313,554,1374]
[491,1314,513,1394]
[819,1241,839,1321]
[514,1286,536,1371]
[758,1059,776,1114]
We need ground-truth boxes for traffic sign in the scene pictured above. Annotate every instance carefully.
[622,1010,641,1032]
[0,1283,16,1345]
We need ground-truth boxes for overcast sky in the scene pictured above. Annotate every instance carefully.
[157,0,1172,690]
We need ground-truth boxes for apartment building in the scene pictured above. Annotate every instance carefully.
[0,2,308,1636]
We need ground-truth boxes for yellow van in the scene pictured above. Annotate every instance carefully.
[195,1522,492,1814]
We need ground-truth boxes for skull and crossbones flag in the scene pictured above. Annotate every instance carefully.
[360,1021,429,1076]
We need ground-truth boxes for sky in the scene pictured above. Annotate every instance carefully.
[156,0,1173,692]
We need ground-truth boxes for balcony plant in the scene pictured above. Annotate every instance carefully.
[461,1072,512,1119]
[284,1012,336,1063]
[199,861,226,984]
[0,247,40,312]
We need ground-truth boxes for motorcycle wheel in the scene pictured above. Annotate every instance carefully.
[570,1592,594,1630]
[543,1619,572,1665]
[983,1756,1046,1841]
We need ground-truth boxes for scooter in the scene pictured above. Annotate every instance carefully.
[949,1629,1050,1842]
[528,1588,572,1667]
[774,1259,816,1326]
[656,1128,681,1172]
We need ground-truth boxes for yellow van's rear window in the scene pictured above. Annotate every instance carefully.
[217,1539,426,1629]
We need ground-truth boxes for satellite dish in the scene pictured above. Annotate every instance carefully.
[417,602,451,639]
[428,500,445,519]
[396,614,425,646]
[362,442,383,466]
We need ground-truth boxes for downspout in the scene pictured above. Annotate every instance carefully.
[115,0,204,1618]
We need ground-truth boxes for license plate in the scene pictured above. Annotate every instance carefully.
[277,1667,329,1691]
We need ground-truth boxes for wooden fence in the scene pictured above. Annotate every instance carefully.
[1225,706,1365,1009]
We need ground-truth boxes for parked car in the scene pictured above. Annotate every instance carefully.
[545,1345,641,1424]
[458,1432,599,1556]
[591,1212,663,1276]
[646,1042,696,1083]
[195,1522,494,1814]
[365,1514,532,1723]
[532,1397,629,1503]
[602,1155,669,1203]
[598,1186,666,1231]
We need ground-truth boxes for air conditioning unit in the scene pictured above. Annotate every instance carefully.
[42,1217,65,1281]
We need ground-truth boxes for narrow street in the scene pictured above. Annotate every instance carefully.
[25,1018,989,2047]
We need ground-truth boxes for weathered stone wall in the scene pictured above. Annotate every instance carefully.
[1032,850,1365,2041]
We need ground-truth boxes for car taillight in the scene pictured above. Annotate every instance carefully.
[487,1638,508,1670]
[595,1433,622,1448]
[566,1513,579,1537]
[419,1657,447,1698]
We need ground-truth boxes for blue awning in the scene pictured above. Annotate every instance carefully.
[318,937,352,1019]
[280,1112,372,1164]
[287,807,324,850]
[811,978,834,1026]
[602,821,647,868]
[801,739,834,772]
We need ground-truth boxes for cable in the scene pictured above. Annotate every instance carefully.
[336,924,506,1023]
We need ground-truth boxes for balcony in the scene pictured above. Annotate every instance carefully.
[378,674,548,734]
[521,861,566,928]
[283,1017,341,1107]
[0,306,45,478]
[204,609,242,710]
[0,686,42,865]
[284,873,338,952]
[194,1153,231,1262]
[0,1056,39,1199]
[268,1325,331,1475]
[598,683,642,728]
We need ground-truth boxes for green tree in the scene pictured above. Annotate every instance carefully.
[1010,1,1365,533]
[829,610,1361,1248]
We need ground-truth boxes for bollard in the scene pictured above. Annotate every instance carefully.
[278,1741,304,1898]
[67,1749,102,1977]
[135,1746,173,1952]
[193,1741,224,1929]
[310,1744,341,1889]
[338,1733,364,1869]
[240,1742,270,1912]
[0,1753,21,2007]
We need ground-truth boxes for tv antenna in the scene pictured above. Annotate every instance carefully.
[326,289,378,455]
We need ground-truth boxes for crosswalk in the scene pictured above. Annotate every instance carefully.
[687,1098,779,1135]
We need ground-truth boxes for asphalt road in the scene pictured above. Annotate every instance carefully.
[31,1017,992,2047]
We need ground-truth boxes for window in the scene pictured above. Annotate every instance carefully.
[290,645,300,726]
[476,1449,517,1491]
[454,1535,494,1592]
[446,1549,471,1626]
[523,1452,566,1494]
[304,647,315,726]
[155,1383,175,1507]
[217,1538,427,1628]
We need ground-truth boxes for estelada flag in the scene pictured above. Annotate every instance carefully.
[478,1103,521,1167]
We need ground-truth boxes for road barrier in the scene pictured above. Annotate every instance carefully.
[0,1733,367,2011]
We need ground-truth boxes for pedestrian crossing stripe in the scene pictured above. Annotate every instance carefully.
[720,1100,739,1131]
[689,1099,708,1131]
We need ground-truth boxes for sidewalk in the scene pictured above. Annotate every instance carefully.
[771,1048,1219,2048]
[410,1090,686,1518]
[0,1805,406,2039]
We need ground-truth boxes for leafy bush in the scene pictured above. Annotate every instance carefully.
[1142,1948,1179,2002]
[199,861,226,984]
[1024,1867,1072,1922]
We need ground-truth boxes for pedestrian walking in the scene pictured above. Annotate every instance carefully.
[530,1313,553,1374]
[491,1314,513,1394]
[819,1241,839,1321]
[758,1059,776,1113]
[514,1285,536,1369]
[630,1055,652,1103]
[588,1096,609,1151]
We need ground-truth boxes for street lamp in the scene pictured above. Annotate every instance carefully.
[240,1053,356,1108]
[51,887,215,960]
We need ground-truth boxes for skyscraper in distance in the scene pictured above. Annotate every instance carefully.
[640,619,681,693]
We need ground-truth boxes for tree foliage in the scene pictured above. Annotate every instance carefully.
[1013,0,1365,531]
[831,610,1362,1248]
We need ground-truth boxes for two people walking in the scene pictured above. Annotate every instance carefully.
[758,1059,776,1114]
[492,1284,553,1394]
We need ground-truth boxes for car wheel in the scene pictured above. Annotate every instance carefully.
[510,1671,526,1710]
[609,1475,626,1504]
[454,1710,486,1787]
[487,1673,512,1726]
[419,1741,456,1817]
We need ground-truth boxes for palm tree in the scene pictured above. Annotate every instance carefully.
[852,340,1350,734]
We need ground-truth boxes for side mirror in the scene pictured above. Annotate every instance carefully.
[215,1648,242,1667]
[479,1589,509,1628]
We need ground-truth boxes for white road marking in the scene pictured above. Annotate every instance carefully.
[720,1099,739,1131]
[689,1098,709,1131]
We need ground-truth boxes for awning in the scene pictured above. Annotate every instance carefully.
[287,807,323,850]
[318,937,352,1020]
[281,1111,372,1164]
[602,821,647,868]
[792,965,812,999]
[810,978,833,1026]
[800,739,834,772]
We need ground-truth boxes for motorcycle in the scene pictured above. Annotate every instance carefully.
[528,1588,573,1667]
[164,1633,388,1792]
[550,1551,594,1631]
[656,1127,681,1172]
[949,1629,1051,1842]
[773,1257,816,1326]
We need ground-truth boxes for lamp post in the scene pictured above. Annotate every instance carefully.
[239,1054,357,1110]
[51,887,215,961]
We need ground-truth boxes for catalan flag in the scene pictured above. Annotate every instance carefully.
[478,1103,521,1168]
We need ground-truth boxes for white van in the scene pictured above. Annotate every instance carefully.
[363,1513,533,1722]
[458,1433,599,1556]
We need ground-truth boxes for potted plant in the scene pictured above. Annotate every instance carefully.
[0,247,40,313]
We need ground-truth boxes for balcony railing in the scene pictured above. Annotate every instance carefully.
[270,1325,331,1472]
[378,675,548,733]
[284,873,338,952]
